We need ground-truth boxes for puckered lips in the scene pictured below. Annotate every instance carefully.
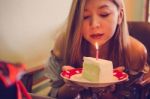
[90,33,104,39]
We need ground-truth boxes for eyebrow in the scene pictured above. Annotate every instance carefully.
[98,5,109,9]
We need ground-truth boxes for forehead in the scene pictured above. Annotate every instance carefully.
[84,0,117,10]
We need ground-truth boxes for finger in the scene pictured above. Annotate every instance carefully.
[114,66,125,72]
[139,78,150,86]
[62,65,75,71]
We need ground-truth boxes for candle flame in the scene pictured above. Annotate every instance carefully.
[95,42,99,50]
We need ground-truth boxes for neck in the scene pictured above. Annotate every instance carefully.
[90,42,109,59]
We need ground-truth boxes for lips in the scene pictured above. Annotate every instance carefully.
[90,33,104,39]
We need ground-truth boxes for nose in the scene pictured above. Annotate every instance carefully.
[91,16,100,29]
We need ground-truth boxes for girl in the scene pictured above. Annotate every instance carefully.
[45,0,150,99]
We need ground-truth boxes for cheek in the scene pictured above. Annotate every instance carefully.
[81,22,88,31]
[109,24,117,35]
[105,24,116,40]
[81,24,89,37]
[82,31,89,41]
[106,17,118,36]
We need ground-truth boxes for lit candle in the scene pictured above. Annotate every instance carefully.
[95,42,99,60]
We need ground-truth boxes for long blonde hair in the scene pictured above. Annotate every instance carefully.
[63,0,86,67]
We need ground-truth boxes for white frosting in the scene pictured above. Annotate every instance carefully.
[82,57,114,83]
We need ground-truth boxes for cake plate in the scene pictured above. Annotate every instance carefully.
[60,68,128,87]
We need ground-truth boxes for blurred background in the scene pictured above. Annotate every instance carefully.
[0,0,72,68]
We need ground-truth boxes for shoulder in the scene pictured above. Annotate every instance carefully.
[127,36,147,72]
[129,36,147,53]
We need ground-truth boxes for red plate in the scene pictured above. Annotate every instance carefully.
[60,68,128,87]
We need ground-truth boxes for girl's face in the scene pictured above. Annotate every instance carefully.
[81,0,123,46]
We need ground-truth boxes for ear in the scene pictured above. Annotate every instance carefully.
[117,9,124,25]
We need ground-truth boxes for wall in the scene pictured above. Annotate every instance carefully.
[0,0,145,68]
[0,0,72,68]
[125,0,145,21]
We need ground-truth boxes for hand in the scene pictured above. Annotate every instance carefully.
[62,65,75,71]
[138,71,150,86]
[114,66,125,72]
[62,66,85,91]
[114,66,129,83]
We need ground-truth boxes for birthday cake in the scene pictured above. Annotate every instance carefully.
[82,57,114,82]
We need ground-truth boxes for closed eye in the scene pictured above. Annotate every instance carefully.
[100,13,110,17]
[83,16,91,20]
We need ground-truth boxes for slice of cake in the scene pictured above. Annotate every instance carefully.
[82,57,114,82]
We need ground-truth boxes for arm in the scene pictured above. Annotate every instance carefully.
[45,51,83,99]
[127,37,150,85]
[44,51,65,98]
[45,33,83,98]
[127,37,148,74]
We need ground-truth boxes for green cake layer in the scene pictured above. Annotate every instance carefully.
[82,57,114,82]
